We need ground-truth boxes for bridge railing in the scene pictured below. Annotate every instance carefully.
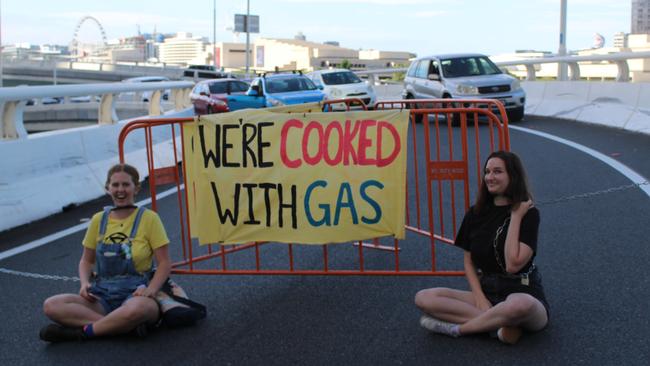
[355,51,650,83]
[0,80,194,140]
[2,58,186,80]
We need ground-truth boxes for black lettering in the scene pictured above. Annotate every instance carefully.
[222,124,239,167]
[199,124,220,168]
[242,183,261,225]
[258,122,274,168]
[242,123,258,168]
[277,184,297,229]
[259,183,277,227]
[210,181,240,224]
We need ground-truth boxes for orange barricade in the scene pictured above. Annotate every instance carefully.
[117,99,509,277]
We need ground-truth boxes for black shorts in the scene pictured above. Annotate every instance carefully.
[479,268,550,317]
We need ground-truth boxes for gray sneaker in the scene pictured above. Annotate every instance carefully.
[419,315,460,337]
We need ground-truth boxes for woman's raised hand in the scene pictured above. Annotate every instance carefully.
[512,198,534,218]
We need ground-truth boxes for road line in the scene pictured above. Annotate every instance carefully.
[510,125,650,199]
[3,126,649,261]
[0,185,183,262]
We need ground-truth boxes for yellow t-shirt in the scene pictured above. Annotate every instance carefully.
[83,208,169,273]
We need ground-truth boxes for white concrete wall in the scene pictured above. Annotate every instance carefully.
[0,112,188,232]
[522,81,650,135]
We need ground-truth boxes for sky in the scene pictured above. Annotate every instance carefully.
[1,0,632,57]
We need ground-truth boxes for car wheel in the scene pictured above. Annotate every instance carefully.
[442,95,461,126]
[507,106,524,123]
[405,95,423,123]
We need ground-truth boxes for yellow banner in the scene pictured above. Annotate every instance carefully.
[183,108,409,245]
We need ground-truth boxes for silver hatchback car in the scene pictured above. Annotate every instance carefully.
[402,53,525,122]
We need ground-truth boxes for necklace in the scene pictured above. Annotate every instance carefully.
[112,205,137,211]
[493,216,510,273]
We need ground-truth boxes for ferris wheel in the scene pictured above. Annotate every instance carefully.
[70,16,108,58]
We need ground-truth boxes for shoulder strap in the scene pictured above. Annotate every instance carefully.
[168,295,207,318]
[98,207,113,238]
[129,207,146,240]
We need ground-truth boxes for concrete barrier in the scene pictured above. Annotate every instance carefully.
[0,109,190,233]
[522,81,650,135]
[375,81,650,135]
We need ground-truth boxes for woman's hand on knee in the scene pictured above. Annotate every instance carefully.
[79,284,97,302]
[132,285,156,298]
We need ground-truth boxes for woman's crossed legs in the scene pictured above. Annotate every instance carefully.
[43,293,159,337]
[414,287,547,342]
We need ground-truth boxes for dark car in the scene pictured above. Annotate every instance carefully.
[190,78,251,115]
[184,65,232,79]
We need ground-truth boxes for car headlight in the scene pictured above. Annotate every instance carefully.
[329,88,343,98]
[456,84,478,95]
[266,96,284,107]
[511,79,521,91]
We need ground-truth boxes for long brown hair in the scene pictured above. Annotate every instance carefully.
[473,151,532,213]
[105,163,140,189]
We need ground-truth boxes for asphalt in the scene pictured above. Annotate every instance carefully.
[1,115,649,366]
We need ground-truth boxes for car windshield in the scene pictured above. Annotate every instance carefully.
[208,82,228,94]
[440,56,502,78]
[266,77,317,93]
[321,71,362,85]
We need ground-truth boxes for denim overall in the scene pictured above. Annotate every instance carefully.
[89,207,151,314]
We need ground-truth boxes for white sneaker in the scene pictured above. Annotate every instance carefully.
[419,315,460,337]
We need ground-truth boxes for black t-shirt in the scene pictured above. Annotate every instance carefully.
[455,204,540,275]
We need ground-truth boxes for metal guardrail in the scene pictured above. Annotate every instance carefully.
[0,80,194,140]
[495,51,650,82]
[356,51,650,83]
[2,58,186,80]
[4,51,650,139]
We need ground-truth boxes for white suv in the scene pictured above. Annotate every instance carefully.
[307,69,377,109]
[402,53,525,122]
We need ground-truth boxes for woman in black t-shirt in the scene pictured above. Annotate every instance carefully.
[414,151,548,344]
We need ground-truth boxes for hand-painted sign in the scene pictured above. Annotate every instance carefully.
[183,107,408,245]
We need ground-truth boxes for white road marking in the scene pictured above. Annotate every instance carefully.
[0,185,183,262]
[3,126,649,262]
[509,125,650,199]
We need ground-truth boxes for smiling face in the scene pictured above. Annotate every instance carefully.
[107,171,138,207]
[484,157,510,197]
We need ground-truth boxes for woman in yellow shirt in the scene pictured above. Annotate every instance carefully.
[40,163,171,342]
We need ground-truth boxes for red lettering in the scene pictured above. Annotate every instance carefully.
[279,118,401,167]
[323,122,343,165]
[343,120,359,165]
[281,119,303,168]
[302,121,324,165]
[376,121,401,167]
[358,120,377,165]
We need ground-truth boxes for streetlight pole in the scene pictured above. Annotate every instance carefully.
[558,0,568,81]
[213,0,217,68]
[245,0,250,77]
[1,0,4,88]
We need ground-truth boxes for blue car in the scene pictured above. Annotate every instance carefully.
[227,73,326,111]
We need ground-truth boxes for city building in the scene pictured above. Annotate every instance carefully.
[2,43,68,60]
[213,42,250,69]
[250,37,414,72]
[614,32,629,48]
[105,36,146,63]
[632,0,650,34]
[158,32,212,66]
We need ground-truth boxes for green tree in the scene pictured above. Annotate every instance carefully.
[341,59,352,70]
